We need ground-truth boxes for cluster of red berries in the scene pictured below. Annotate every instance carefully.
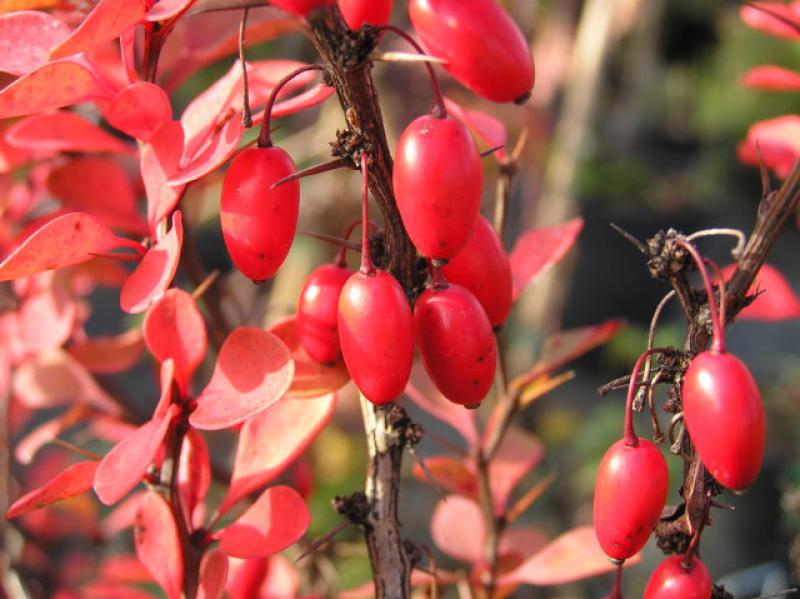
[593,239,765,597]
[218,0,532,407]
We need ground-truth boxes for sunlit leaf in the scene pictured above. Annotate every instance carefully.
[430,495,484,563]
[178,428,211,524]
[15,403,90,464]
[0,11,71,75]
[411,455,476,498]
[740,2,800,40]
[6,111,131,154]
[226,555,300,599]
[134,491,183,599]
[147,0,195,20]
[50,0,147,59]
[488,429,545,514]
[724,262,800,320]
[404,377,478,448]
[104,81,172,141]
[444,96,507,160]
[740,65,800,91]
[6,460,97,518]
[16,276,77,353]
[167,116,242,186]
[190,327,294,430]
[738,115,800,178]
[68,329,145,374]
[196,550,228,599]
[141,120,185,232]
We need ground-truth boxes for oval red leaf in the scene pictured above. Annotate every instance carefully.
[220,393,336,514]
[0,213,133,281]
[167,116,243,187]
[50,0,147,59]
[94,407,177,505]
[740,2,800,40]
[444,97,508,160]
[219,485,310,559]
[178,429,211,525]
[144,288,208,396]
[510,217,584,300]
[197,550,228,599]
[404,377,479,448]
[105,82,172,142]
[189,328,294,430]
[411,456,477,498]
[738,115,800,179]
[0,11,71,76]
[6,460,98,519]
[68,329,145,374]
[120,211,184,314]
[6,111,131,154]
[724,263,800,320]
[741,65,800,91]
[141,121,185,232]
[430,495,484,563]
[488,429,545,514]
[134,491,183,599]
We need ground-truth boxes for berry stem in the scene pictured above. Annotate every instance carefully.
[605,562,624,599]
[623,347,670,447]
[359,153,375,275]
[336,218,365,266]
[239,7,253,128]
[675,239,725,354]
[257,64,327,147]
[375,25,447,119]
[703,258,727,347]
[427,260,448,290]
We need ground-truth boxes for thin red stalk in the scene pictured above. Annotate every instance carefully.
[427,261,448,290]
[359,153,375,275]
[335,218,364,266]
[607,563,624,599]
[239,7,253,128]
[675,239,725,353]
[623,348,669,446]
[703,258,727,337]
[374,25,447,118]
[257,64,326,147]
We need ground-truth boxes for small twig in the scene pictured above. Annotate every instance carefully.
[295,520,351,563]
[239,8,253,128]
[635,290,676,411]
[610,222,647,253]
[505,473,556,525]
[686,228,746,260]
[271,157,351,189]
[480,144,506,159]
[370,51,448,65]
[51,438,101,461]
[192,270,220,300]
[301,231,361,252]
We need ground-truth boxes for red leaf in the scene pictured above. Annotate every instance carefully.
[740,65,800,91]
[153,358,176,418]
[178,429,211,525]
[6,460,97,519]
[498,527,548,563]
[141,120,185,232]
[411,456,477,498]
[219,485,310,559]
[98,554,153,584]
[723,263,800,320]
[0,212,134,281]
[404,377,478,448]
[488,429,544,514]
[15,404,90,464]
[0,11,71,76]
[144,288,207,396]
[16,276,77,353]
[134,491,183,599]
[0,58,115,119]
[147,0,196,20]
[189,328,294,430]
[101,491,144,537]
[226,555,300,599]
[6,111,131,154]
[120,210,184,314]
[740,2,800,40]
[430,495,484,563]
[501,526,630,586]
[268,316,350,398]
[167,116,242,186]
[46,157,146,235]
[510,217,584,300]
[738,115,800,179]
[220,393,336,514]
[94,406,177,505]
[197,550,228,599]
[444,97,507,160]
[68,329,145,374]
[50,0,147,59]
[105,82,172,141]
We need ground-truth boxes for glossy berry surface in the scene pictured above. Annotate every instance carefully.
[337,270,414,404]
[393,115,481,259]
[408,0,534,103]
[298,263,352,363]
[442,216,512,326]
[643,556,712,599]
[270,0,332,16]
[414,283,496,406]
[220,147,299,283]
[593,438,669,560]
[339,0,393,29]
[682,350,765,491]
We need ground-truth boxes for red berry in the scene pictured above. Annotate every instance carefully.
[220,147,299,283]
[414,283,496,406]
[441,216,512,326]
[337,270,414,404]
[593,438,668,561]
[643,556,712,599]
[339,0,393,29]
[393,114,481,259]
[682,351,765,491]
[298,263,353,363]
[408,0,534,103]
[270,0,332,16]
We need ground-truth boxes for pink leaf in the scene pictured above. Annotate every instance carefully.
[178,429,211,524]
[16,277,77,353]
[740,2,800,40]
[141,120,185,232]
[0,212,134,281]
[226,555,300,599]
[153,359,176,418]
[197,550,228,599]
[98,554,153,584]
[430,495,484,563]
[501,526,630,586]
[101,491,144,537]
[105,82,172,141]
[50,0,147,59]
[411,456,477,498]
[167,116,242,186]
[444,97,507,160]
[498,527,549,563]
[219,485,310,559]
[738,115,800,179]
[6,460,97,519]
[6,111,131,154]
[94,406,177,505]
[220,393,336,514]
[488,429,545,514]
[723,263,800,320]
[68,329,145,374]
[404,377,478,448]
[0,58,115,119]
[120,210,184,314]
[46,157,146,235]
[510,217,584,300]
[189,328,294,430]
[0,11,71,76]
[740,65,800,91]
[15,404,90,464]
[134,491,183,599]
[143,288,207,396]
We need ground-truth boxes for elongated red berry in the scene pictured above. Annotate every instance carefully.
[339,0,392,29]
[408,0,534,103]
[414,280,496,406]
[442,216,512,326]
[393,114,481,259]
[220,147,299,283]
[643,556,712,599]
[682,351,764,491]
[271,0,332,16]
[298,263,353,363]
